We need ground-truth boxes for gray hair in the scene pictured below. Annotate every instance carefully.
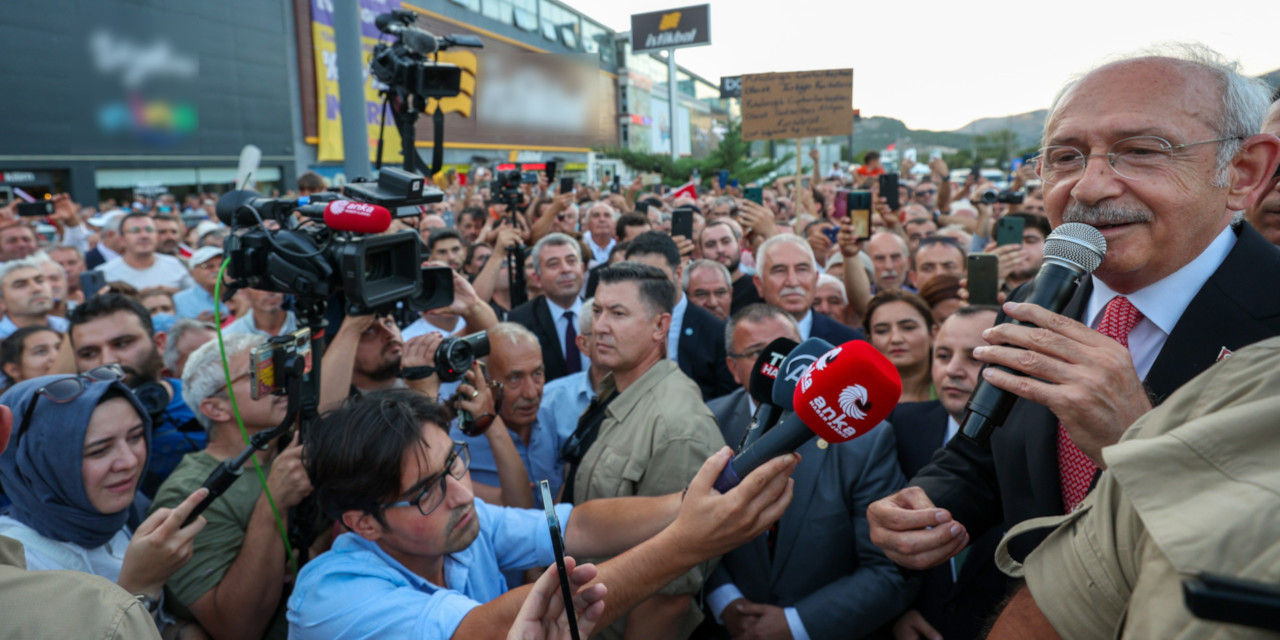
[816,273,848,303]
[27,251,65,279]
[0,258,44,298]
[1045,43,1272,187]
[529,232,582,277]
[46,244,84,261]
[182,332,267,433]
[754,234,818,274]
[163,318,217,372]
[487,322,540,351]
[724,303,800,355]
[682,259,732,292]
[584,200,619,222]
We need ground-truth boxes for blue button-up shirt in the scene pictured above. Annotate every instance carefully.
[537,370,595,449]
[173,285,227,320]
[288,499,573,640]
[451,417,573,509]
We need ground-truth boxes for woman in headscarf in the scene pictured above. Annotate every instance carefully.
[0,369,209,634]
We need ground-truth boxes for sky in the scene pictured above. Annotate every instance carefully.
[568,0,1278,131]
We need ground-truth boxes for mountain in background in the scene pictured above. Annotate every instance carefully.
[954,110,1047,149]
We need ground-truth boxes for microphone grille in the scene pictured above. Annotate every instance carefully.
[1043,222,1107,273]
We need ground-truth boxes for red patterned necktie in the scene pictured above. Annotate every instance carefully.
[1058,295,1143,512]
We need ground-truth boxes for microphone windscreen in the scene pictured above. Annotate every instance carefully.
[216,190,259,226]
[793,340,901,443]
[748,337,798,405]
[323,201,393,234]
[771,337,835,410]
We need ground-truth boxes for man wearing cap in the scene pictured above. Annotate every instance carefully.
[84,210,126,269]
[174,247,228,323]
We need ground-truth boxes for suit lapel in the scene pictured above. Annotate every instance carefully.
[536,297,567,371]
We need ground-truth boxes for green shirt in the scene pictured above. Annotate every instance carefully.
[150,451,289,640]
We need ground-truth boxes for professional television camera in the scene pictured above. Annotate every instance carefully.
[370,9,482,176]
[216,166,447,316]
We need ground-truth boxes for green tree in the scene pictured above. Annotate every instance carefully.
[595,119,792,188]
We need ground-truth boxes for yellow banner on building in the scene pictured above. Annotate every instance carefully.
[311,22,404,165]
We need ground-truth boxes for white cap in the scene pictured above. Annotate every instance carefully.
[86,209,127,229]
[187,246,223,269]
[195,220,222,240]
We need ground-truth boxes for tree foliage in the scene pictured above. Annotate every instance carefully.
[594,119,793,188]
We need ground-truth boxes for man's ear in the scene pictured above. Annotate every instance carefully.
[153,330,168,355]
[907,270,919,289]
[1227,133,1280,211]
[342,510,385,541]
[752,273,764,298]
[200,396,232,425]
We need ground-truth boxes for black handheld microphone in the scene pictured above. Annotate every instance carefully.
[960,223,1107,444]
[736,338,797,451]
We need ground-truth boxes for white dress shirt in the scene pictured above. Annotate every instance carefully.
[796,309,815,342]
[666,293,688,361]
[1083,225,1235,380]
[546,297,590,372]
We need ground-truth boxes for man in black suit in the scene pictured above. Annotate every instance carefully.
[753,234,864,345]
[706,303,913,639]
[699,219,761,314]
[886,305,1005,640]
[625,232,736,400]
[507,232,587,384]
[706,303,802,444]
[869,51,1280,626]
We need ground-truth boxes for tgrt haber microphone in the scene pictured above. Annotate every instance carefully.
[960,222,1107,444]
[713,340,901,492]
[737,337,798,452]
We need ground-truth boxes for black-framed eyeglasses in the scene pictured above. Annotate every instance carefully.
[17,365,127,442]
[1035,135,1244,184]
[380,441,470,516]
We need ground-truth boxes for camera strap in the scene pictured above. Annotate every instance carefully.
[430,107,445,177]
[558,390,617,505]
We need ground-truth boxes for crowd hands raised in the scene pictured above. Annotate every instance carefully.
[4,43,1280,640]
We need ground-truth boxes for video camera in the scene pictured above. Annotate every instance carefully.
[370,10,482,102]
[216,166,450,315]
[434,331,491,383]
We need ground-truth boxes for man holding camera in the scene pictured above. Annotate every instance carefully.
[149,333,314,640]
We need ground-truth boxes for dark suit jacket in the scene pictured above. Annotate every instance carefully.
[508,295,576,383]
[84,246,107,270]
[810,310,866,344]
[911,222,1280,560]
[707,387,751,451]
[730,274,762,314]
[708,401,915,638]
[888,401,1012,639]
[677,301,736,400]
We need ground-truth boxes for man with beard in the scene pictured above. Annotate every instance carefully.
[699,219,761,314]
[508,233,586,383]
[96,213,194,291]
[451,323,566,508]
[69,293,204,496]
[1245,98,1280,245]
[428,228,467,272]
[868,49,1280,629]
[153,214,185,257]
[0,259,70,339]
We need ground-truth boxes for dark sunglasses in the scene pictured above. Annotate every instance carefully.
[17,365,127,442]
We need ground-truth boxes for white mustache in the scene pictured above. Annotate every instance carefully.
[1062,201,1153,226]
[779,286,806,297]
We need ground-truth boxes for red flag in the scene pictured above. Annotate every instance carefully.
[670,181,697,200]
[885,143,896,151]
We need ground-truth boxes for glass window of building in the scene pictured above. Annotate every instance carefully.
[539,1,580,48]
[482,0,537,29]
[450,0,482,12]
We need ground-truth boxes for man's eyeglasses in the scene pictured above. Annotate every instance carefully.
[728,345,767,361]
[17,365,127,442]
[915,189,937,196]
[380,441,470,516]
[1036,135,1244,184]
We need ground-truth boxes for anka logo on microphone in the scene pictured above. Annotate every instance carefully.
[798,346,842,394]
[807,384,870,439]
[330,201,380,217]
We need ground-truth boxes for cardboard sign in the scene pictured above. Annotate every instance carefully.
[741,69,854,141]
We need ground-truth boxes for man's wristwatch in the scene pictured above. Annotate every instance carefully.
[134,593,161,614]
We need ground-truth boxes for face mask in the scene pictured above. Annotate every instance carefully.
[151,313,177,334]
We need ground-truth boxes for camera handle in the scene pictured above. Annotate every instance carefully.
[180,342,308,528]
[376,80,442,177]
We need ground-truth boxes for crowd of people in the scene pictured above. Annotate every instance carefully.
[1,43,1280,640]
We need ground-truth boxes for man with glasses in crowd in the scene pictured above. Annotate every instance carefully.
[96,213,193,291]
[287,388,797,639]
[869,47,1280,631]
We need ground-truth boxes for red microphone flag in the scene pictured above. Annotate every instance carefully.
[793,340,902,443]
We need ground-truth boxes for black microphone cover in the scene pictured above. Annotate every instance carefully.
[771,338,835,410]
[749,337,797,406]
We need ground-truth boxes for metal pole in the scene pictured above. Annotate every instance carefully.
[668,49,678,160]
[334,0,371,180]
